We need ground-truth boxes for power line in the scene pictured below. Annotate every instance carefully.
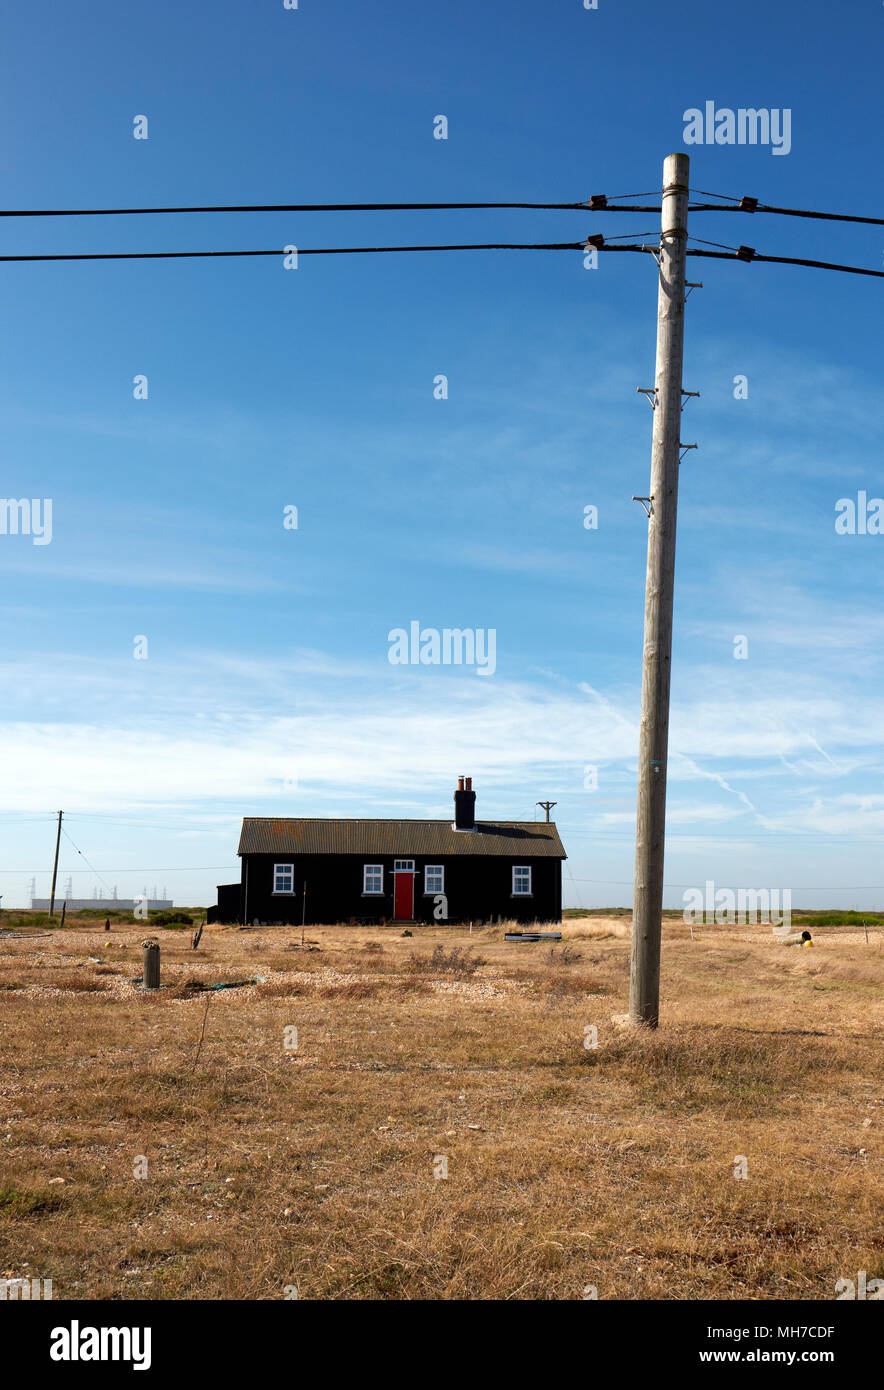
[0,199,596,218]
[690,188,741,202]
[597,193,884,227]
[569,877,884,890]
[689,235,743,251]
[4,239,883,279]
[689,190,884,227]
[0,240,585,263]
[2,190,881,228]
[684,244,884,279]
[63,813,239,831]
[0,194,667,220]
[604,230,658,241]
[0,866,236,874]
[605,190,662,201]
[601,241,884,280]
[558,829,884,843]
[601,240,884,280]
[2,859,884,889]
[60,827,115,897]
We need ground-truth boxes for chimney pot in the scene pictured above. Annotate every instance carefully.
[453,776,476,831]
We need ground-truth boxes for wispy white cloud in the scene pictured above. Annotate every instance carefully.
[670,752,768,826]
[2,651,884,846]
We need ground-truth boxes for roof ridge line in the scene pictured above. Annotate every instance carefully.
[241,816,553,824]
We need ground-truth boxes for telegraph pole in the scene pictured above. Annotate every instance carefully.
[629,152,690,1028]
[49,810,63,917]
[536,801,557,823]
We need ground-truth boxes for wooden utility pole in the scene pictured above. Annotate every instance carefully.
[48,810,63,918]
[629,152,690,1029]
[536,801,557,823]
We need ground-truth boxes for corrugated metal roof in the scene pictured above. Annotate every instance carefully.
[237,818,566,859]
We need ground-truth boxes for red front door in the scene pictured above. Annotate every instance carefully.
[393,863,414,920]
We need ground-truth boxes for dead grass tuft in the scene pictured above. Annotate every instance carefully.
[316,981,381,1000]
[254,979,307,1000]
[47,970,109,993]
[585,1029,849,1113]
[548,944,583,965]
[0,1184,65,1217]
[409,945,487,977]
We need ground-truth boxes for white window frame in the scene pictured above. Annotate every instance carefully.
[393,859,415,873]
[273,862,295,895]
[512,865,532,896]
[424,864,444,895]
[363,863,384,895]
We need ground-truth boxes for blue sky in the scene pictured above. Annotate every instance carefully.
[2,0,884,910]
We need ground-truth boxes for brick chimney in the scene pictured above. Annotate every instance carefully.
[453,775,476,831]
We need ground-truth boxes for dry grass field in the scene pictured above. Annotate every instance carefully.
[0,913,881,1300]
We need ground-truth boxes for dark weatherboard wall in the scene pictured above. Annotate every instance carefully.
[213,850,563,926]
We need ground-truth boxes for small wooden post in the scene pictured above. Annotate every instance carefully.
[59,901,66,928]
[104,918,110,932]
[142,939,161,990]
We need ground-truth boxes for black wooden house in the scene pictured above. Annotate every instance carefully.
[208,777,566,926]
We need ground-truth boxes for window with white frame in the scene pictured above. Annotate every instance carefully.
[363,863,384,895]
[424,864,444,895]
[274,862,294,894]
[512,865,532,896]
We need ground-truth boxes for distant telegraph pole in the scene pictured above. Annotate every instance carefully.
[536,801,557,823]
[629,152,690,1029]
[48,810,63,918]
